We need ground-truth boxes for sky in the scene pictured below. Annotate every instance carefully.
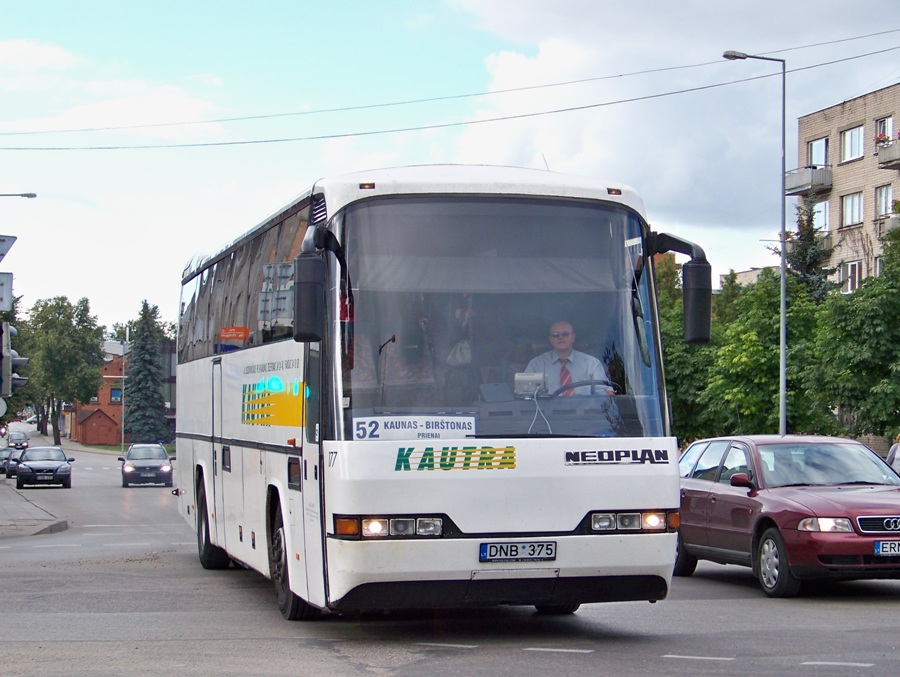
[2,1,899,331]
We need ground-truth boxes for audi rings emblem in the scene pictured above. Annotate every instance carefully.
[883,518,900,531]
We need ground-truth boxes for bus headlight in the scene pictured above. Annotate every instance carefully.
[336,515,444,539]
[617,513,642,530]
[415,517,442,536]
[362,518,389,537]
[641,512,667,530]
[591,513,616,531]
[590,511,672,533]
[389,518,416,536]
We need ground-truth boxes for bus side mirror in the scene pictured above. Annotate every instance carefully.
[682,259,711,345]
[293,254,326,342]
[650,231,712,346]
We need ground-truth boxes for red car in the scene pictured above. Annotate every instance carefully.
[675,435,900,597]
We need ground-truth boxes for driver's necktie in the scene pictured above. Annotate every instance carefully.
[559,358,573,396]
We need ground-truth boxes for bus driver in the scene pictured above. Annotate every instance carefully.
[524,320,612,396]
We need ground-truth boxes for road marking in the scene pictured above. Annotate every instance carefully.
[802,662,874,667]
[524,648,593,654]
[663,655,735,662]
[32,544,82,548]
[416,643,478,649]
[104,542,152,547]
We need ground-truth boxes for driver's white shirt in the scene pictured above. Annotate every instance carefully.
[524,349,608,395]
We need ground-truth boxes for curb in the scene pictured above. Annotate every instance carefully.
[34,519,69,535]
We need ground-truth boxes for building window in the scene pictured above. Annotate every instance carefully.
[807,137,828,167]
[876,185,893,218]
[841,192,863,227]
[110,387,122,403]
[841,260,862,293]
[876,116,893,140]
[876,257,883,276]
[840,125,864,162]
[813,200,829,230]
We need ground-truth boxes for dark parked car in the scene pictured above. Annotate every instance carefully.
[8,430,28,450]
[14,446,74,489]
[5,448,24,478]
[0,447,11,474]
[119,443,174,487]
[676,435,900,598]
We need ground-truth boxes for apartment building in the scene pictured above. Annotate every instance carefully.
[786,82,900,291]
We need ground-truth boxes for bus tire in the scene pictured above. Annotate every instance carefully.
[673,531,698,577]
[534,603,580,615]
[270,505,320,621]
[196,482,230,570]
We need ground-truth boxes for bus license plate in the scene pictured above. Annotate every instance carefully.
[875,540,900,556]
[479,541,556,563]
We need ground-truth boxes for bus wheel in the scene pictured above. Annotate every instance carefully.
[270,506,320,621]
[196,483,230,570]
[673,531,698,577]
[535,603,580,615]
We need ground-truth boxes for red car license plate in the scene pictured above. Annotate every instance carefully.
[875,540,900,556]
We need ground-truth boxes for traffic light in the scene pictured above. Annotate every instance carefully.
[0,322,27,397]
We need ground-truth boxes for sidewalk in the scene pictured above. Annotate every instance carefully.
[0,430,90,539]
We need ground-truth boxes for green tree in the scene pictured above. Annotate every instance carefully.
[784,192,837,303]
[123,300,170,443]
[110,304,175,341]
[702,270,836,435]
[28,297,105,444]
[809,230,900,437]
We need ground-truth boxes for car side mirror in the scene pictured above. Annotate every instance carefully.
[169,455,176,461]
[68,458,75,463]
[729,472,754,489]
[117,457,125,462]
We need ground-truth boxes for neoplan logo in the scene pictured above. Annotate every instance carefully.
[564,449,670,465]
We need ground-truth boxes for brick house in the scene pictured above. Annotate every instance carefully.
[71,353,128,446]
[70,339,176,446]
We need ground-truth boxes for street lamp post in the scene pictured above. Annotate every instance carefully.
[723,50,787,436]
[121,334,129,454]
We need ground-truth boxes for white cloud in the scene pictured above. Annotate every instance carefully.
[0,39,86,74]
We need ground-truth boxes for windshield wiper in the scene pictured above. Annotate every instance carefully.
[834,481,884,486]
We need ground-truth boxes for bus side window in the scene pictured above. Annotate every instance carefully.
[288,457,301,490]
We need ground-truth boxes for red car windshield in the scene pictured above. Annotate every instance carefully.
[757,442,900,488]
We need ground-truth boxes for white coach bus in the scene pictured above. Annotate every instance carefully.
[175,164,711,620]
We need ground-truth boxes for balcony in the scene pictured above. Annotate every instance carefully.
[877,141,900,169]
[785,165,832,196]
[784,231,832,254]
[883,215,900,235]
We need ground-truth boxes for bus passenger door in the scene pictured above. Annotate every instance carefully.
[211,358,227,548]
[302,342,326,607]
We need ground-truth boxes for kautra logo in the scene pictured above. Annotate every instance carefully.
[241,378,304,426]
[395,446,516,471]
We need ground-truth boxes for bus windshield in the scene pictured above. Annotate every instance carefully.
[330,195,665,441]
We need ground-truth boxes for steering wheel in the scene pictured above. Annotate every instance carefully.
[550,379,621,397]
